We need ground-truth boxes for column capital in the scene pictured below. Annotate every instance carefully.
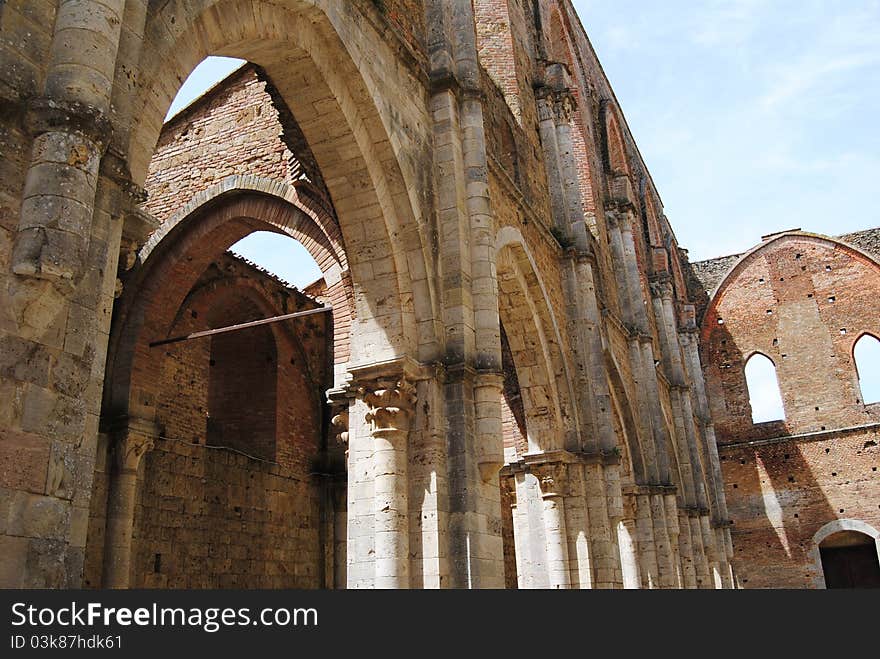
[531,461,568,498]
[331,407,349,446]
[536,92,555,122]
[649,277,674,301]
[552,90,577,124]
[359,378,417,436]
[113,432,154,475]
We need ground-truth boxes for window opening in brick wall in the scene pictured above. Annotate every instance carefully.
[744,353,785,423]
[854,334,880,404]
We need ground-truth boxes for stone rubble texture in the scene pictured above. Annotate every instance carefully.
[0,0,872,589]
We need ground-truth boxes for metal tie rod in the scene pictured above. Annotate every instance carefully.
[149,306,332,347]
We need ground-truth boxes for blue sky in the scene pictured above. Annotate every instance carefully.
[572,0,880,260]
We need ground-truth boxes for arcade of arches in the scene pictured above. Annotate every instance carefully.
[0,0,875,589]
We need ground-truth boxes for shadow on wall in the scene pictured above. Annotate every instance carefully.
[720,442,839,588]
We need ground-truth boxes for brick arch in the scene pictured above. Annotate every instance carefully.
[496,227,578,452]
[124,0,441,364]
[104,192,338,422]
[702,231,880,343]
[700,231,880,440]
[601,106,631,179]
[142,178,347,275]
[142,189,350,370]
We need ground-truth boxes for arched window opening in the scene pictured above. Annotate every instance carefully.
[744,353,785,423]
[819,531,880,588]
[854,334,880,404]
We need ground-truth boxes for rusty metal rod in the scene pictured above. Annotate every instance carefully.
[149,305,332,347]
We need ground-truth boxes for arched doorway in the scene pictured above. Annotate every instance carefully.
[813,520,880,588]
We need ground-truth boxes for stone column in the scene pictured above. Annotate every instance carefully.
[428,0,505,590]
[361,378,417,589]
[12,0,126,285]
[562,464,593,589]
[689,512,711,588]
[330,406,350,589]
[585,462,621,588]
[664,493,684,587]
[617,496,642,589]
[102,418,155,589]
[677,509,698,588]
[650,492,676,588]
[605,212,659,483]
[534,462,571,589]
[634,492,659,588]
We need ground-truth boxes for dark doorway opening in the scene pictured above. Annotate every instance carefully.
[820,531,880,588]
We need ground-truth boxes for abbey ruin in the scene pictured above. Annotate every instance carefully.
[0,0,877,589]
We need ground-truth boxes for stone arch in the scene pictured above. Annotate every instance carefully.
[122,0,441,366]
[495,227,577,453]
[809,519,880,588]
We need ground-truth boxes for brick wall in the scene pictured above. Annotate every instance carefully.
[84,253,330,588]
[696,231,880,587]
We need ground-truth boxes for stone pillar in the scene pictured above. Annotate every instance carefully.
[12,0,125,284]
[634,493,660,588]
[618,491,641,589]
[585,462,620,588]
[679,322,735,587]
[361,378,417,589]
[650,492,676,588]
[677,510,698,588]
[689,512,711,588]
[102,418,155,589]
[664,493,684,588]
[330,406,350,589]
[428,0,506,590]
[534,462,571,589]
[563,464,593,589]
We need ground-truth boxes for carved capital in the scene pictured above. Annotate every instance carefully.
[532,462,568,498]
[331,407,349,446]
[360,378,417,436]
[649,277,674,300]
[536,95,555,123]
[113,432,154,474]
[553,90,577,124]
